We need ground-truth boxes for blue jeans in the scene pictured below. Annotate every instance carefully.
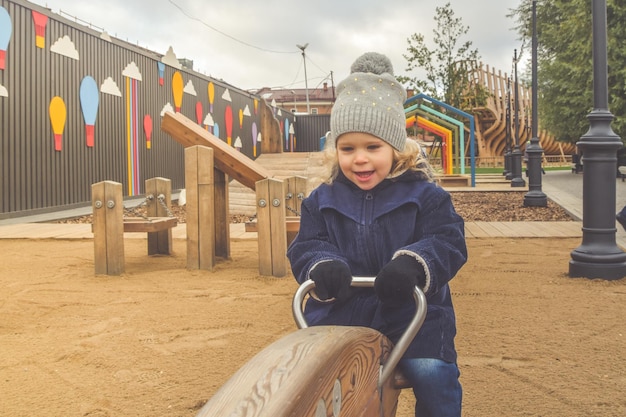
[399,358,462,417]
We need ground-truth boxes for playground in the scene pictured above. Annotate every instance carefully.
[1,235,624,417]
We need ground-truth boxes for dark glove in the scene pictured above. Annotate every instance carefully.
[375,255,426,304]
[309,261,352,301]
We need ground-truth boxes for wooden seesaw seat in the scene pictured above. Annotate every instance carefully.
[196,278,426,417]
[197,326,398,417]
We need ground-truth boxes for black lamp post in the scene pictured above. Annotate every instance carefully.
[524,0,547,206]
[569,0,626,279]
[503,77,513,179]
[511,49,526,187]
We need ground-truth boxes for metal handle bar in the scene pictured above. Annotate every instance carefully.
[292,276,427,388]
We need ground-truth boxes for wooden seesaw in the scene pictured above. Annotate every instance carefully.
[195,278,426,417]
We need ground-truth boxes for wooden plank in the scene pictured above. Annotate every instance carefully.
[470,221,506,237]
[245,217,301,233]
[498,221,539,237]
[122,217,177,233]
[489,222,520,236]
[161,111,271,190]
[464,222,486,238]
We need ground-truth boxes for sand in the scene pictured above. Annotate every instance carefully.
[1,237,625,417]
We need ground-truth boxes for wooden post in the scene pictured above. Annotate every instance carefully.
[283,176,307,216]
[185,146,215,270]
[145,177,173,255]
[256,178,287,277]
[92,181,124,275]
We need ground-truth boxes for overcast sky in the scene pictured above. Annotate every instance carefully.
[32,0,524,92]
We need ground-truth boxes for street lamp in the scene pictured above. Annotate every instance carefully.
[297,43,311,114]
[290,90,297,113]
[510,49,526,187]
[569,0,626,279]
[504,77,513,179]
[524,0,548,206]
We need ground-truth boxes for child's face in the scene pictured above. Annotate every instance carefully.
[336,132,394,190]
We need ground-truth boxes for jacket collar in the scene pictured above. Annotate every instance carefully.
[317,170,426,222]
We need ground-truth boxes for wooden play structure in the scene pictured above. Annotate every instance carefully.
[195,278,426,417]
[465,62,576,160]
[92,177,177,275]
[161,111,307,277]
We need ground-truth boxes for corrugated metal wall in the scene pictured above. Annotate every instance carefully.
[0,0,295,218]
[293,114,330,152]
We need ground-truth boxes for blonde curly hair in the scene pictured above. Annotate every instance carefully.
[320,136,434,185]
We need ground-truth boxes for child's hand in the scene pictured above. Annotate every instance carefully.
[375,255,426,304]
[309,261,352,301]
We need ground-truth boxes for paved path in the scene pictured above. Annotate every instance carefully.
[541,169,626,248]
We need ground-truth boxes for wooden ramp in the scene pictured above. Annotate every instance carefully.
[161,111,272,190]
[229,152,326,216]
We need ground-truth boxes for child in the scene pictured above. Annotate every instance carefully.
[287,52,468,417]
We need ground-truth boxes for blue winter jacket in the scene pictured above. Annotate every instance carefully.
[287,170,467,362]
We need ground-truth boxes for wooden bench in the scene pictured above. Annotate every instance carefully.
[245,216,301,246]
[121,217,178,233]
[92,178,177,275]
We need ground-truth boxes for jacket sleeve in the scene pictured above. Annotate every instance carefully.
[287,196,349,284]
[394,189,467,296]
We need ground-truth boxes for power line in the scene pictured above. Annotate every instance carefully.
[167,0,297,55]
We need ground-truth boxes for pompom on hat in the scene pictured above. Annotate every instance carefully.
[330,52,407,151]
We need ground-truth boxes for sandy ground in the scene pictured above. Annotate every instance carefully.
[1,237,625,417]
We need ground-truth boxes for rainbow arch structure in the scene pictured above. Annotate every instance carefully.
[405,108,464,174]
[406,103,467,174]
[405,94,476,186]
[406,115,454,174]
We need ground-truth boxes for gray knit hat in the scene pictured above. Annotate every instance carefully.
[330,52,407,151]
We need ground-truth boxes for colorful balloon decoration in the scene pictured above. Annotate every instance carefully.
[283,119,290,151]
[224,105,233,146]
[251,122,258,157]
[157,62,165,86]
[172,71,183,112]
[195,102,203,125]
[49,96,66,151]
[31,11,48,49]
[143,115,153,149]
[0,7,12,70]
[79,76,99,147]
[289,123,296,152]
[208,82,215,113]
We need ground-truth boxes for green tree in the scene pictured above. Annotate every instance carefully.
[400,2,486,110]
[511,0,626,144]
